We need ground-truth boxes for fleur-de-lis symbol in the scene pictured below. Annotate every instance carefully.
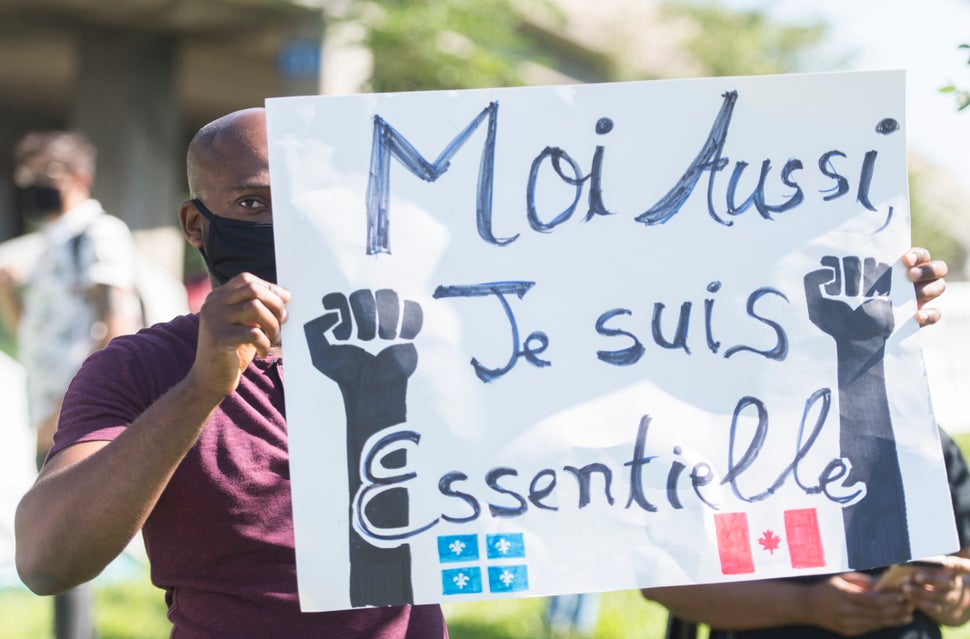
[495,538,512,555]
[499,569,516,586]
[449,539,466,556]
[453,572,470,589]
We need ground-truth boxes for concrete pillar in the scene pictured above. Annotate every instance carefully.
[71,29,180,232]
[69,29,184,276]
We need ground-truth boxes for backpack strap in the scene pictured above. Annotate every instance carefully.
[66,225,148,328]
[69,230,86,274]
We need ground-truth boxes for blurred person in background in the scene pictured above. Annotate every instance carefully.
[545,592,602,638]
[644,423,970,639]
[0,130,143,639]
[0,351,33,589]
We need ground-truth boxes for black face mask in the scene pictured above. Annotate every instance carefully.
[16,185,63,221]
[192,198,276,285]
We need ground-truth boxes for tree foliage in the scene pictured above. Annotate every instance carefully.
[658,0,829,76]
[350,0,831,93]
[941,43,970,111]
[351,0,547,93]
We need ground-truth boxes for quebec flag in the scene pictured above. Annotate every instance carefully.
[437,532,530,596]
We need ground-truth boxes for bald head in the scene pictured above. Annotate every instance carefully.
[186,108,267,200]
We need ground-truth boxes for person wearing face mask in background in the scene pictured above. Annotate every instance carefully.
[0,131,143,639]
[13,109,449,638]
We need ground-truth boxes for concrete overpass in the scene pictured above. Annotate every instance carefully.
[0,0,326,271]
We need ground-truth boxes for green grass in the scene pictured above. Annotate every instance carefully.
[5,434,970,638]
[5,572,970,639]
[0,568,169,639]
[443,590,666,639]
[0,575,668,639]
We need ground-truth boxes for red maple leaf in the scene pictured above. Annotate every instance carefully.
[758,530,782,554]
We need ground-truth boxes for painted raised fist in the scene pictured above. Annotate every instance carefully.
[803,255,894,344]
[304,288,423,387]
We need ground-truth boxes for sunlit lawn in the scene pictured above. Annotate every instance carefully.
[5,434,970,638]
[5,577,970,639]
[0,573,669,639]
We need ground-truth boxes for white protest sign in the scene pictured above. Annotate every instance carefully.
[266,71,957,613]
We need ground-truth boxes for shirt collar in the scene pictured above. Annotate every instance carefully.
[43,199,105,243]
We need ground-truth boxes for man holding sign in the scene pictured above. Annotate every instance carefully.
[12,84,949,636]
[14,108,447,638]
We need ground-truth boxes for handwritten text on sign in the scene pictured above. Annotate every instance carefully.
[267,71,956,612]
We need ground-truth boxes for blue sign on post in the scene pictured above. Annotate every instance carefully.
[277,39,321,79]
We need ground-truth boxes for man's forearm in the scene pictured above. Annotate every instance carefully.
[15,372,223,595]
[643,581,812,629]
[90,283,141,349]
[0,283,21,335]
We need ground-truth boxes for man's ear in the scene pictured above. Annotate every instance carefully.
[178,200,205,249]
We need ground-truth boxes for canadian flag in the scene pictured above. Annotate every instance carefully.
[714,508,826,575]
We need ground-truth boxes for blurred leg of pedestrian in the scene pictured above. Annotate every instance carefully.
[37,410,96,639]
[545,592,601,637]
[54,585,95,639]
